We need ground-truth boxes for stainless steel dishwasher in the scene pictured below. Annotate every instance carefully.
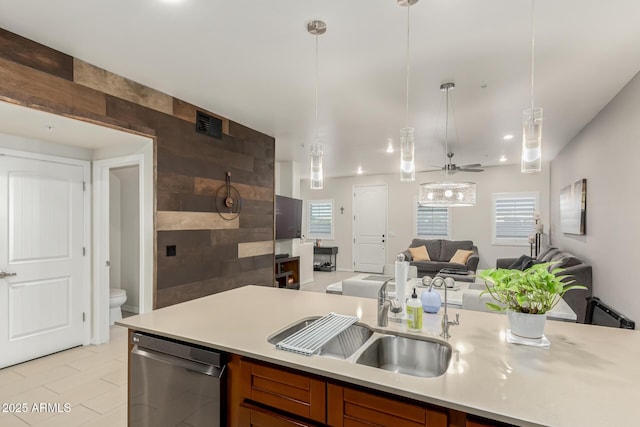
[129,332,226,427]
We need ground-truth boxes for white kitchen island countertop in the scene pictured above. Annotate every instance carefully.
[118,285,640,427]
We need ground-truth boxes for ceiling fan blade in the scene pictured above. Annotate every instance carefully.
[459,163,482,168]
[459,168,484,172]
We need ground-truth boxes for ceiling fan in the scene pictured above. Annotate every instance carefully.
[439,152,484,174]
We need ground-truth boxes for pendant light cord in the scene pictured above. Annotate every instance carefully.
[405,3,410,128]
[530,0,535,111]
[315,33,319,142]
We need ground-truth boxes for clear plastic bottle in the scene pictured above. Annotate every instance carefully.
[406,288,423,332]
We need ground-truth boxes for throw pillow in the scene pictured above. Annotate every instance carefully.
[450,249,474,265]
[408,246,430,261]
[507,255,536,271]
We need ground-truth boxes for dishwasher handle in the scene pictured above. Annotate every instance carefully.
[131,332,223,367]
[131,346,225,378]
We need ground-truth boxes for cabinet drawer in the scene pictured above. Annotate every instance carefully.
[327,383,448,427]
[239,402,320,427]
[241,359,326,423]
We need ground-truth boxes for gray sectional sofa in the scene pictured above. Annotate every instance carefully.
[402,239,479,278]
[496,247,593,323]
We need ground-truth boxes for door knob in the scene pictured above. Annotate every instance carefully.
[0,270,17,279]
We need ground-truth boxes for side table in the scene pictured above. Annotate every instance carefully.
[313,246,338,271]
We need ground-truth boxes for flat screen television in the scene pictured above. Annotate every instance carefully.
[275,195,303,240]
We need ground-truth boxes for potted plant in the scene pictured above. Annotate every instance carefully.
[479,262,586,339]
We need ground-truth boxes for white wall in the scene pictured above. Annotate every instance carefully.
[110,166,140,312]
[301,164,549,271]
[550,71,640,324]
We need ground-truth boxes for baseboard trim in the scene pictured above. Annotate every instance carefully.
[122,304,139,314]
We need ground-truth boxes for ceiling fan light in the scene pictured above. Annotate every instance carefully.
[400,127,415,181]
[419,182,476,207]
[521,107,543,173]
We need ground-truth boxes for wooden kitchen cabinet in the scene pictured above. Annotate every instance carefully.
[228,354,515,427]
[239,402,322,427]
[326,383,448,427]
[239,357,326,424]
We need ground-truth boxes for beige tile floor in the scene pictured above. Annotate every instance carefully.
[0,326,128,427]
[0,274,356,427]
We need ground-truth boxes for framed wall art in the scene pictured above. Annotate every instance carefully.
[560,178,587,235]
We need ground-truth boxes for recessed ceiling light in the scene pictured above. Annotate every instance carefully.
[357,166,363,175]
[499,155,507,162]
[386,139,394,153]
[503,134,514,140]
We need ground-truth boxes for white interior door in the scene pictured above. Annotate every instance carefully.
[0,154,85,368]
[353,185,387,273]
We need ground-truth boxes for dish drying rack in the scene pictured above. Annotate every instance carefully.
[276,313,359,356]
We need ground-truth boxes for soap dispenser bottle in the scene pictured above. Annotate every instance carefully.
[406,288,423,332]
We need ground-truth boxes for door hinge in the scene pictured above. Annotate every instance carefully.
[82,312,86,322]
[82,247,86,256]
[83,181,86,191]
[353,215,356,221]
[353,238,356,244]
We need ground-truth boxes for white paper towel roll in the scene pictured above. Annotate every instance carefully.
[395,258,409,314]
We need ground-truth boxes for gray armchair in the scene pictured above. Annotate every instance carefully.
[495,247,593,323]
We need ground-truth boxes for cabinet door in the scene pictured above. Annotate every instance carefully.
[327,383,448,427]
[239,403,319,427]
[241,359,326,423]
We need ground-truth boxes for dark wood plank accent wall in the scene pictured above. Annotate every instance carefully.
[0,28,275,308]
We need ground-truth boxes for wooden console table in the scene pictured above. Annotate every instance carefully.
[313,246,338,272]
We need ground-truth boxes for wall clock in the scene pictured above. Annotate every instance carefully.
[215,171,242,220]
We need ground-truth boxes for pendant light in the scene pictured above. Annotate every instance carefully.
[399,0,417,182]
[308,20,326,189]
[521,0,542,173]
[419,83,476,207]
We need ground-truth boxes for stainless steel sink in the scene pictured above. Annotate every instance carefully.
[268,318,373,359]
[355,335,452,378]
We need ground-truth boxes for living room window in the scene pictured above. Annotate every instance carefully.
[414,198,450,238]
[307,199,334,240]
[492,192,539,245]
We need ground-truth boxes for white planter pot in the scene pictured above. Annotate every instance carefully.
[507,310,547,339]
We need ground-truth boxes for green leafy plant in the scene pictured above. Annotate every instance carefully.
[479,262,587,314]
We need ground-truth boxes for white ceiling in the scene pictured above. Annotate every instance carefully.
[1,0,639,178]
[0,102,150,149]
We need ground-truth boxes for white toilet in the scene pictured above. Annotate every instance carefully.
[109,288,127,325]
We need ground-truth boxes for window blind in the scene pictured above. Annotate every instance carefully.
[416,204,449,237]
[307,200,333,238]
[495,197,536,239]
